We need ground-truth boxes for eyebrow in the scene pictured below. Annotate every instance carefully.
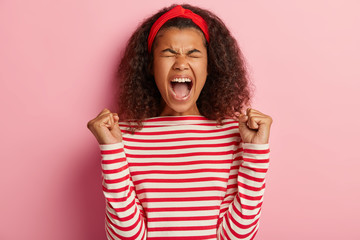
[161,48,201,54]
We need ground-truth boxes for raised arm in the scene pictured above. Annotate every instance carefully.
[88,109,146,240]
[217,143,270,239]
[217,108,272,239]
[101,142,146,240]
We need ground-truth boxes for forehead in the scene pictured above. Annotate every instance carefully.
[153,27,207,50]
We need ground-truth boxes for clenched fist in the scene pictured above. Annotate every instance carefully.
[236,108,273,144]
[87,108,122,144]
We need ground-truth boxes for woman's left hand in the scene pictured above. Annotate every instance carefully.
[237,108,273,144]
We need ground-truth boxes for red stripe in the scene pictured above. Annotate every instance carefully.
[102,158,126,164]
[147,215,218,222]
[106,215,144,240]
[222,229,231,240]
[101,148,124,155]
[241,202,263,211]
[220,200,233,206]
[111,198,136,212]
[121,125,238,136]
[251,229,259,240]
[228,210,259,229]
[243,148,270,154]
[127,150,234,158]
[141,196,223,202]
[229,174,237,180]
[106,213,142,231]
[238,182,265,192]
[224,215,256,239]
[238,171,265,182]
[125,141,238,151]
[230,163,240,169]
[242,158,269,164]
[108,208,137,222]
[144,116,208,122]
[136,186,227,194]
[103,185,128,193]
[241,165,268,173]
[226,184,237,190]
[129,159,233,167]
[131,168,230,176]
[238,192,263,201]
[133,177,228,184]
[123,133,239,143]
[233,194,260,219]
[147,234,217,240]
[104,174,130,184]
[148,224,217,232]
[102,164,128,174]
[105,228,115,240]
[229,210,259,230]
[105,186,133,202]
[144,205,219,212]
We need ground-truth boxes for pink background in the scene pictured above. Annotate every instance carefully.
[1,0,359,239]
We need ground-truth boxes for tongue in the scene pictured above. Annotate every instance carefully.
[172,82,189,98]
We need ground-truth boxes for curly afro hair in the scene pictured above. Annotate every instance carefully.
[116,4,254,130]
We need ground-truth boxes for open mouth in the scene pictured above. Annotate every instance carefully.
[170,77,193,99]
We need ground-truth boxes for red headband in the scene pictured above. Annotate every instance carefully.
[147,5,209,53]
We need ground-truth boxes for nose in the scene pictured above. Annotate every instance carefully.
[172,55,189,71]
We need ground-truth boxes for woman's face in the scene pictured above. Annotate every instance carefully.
[152,27,208,116]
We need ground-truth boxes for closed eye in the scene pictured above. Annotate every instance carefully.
[160,48,203,57]
[161,48,177,57]
[187,49,202,58]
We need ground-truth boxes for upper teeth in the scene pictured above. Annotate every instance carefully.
[171,78,191,83]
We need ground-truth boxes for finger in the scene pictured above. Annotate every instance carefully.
[240,108,256,117]
[106,113,115,129]
[247,115,259,129]
[88,112,111,130]
[238,114,249,131]
[113,113,119,121]
[113,116,120,125]
[246,108,251,115]
[97,108,111,117]
[246,108,266,117]
[247,108,264,114]
[112,113,120,129]
[248,115,272,130]
[246,109,270,121]
[96,112,112,128]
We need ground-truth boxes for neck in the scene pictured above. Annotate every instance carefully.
[159,105,201,116]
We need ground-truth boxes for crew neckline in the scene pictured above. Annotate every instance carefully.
[144,115,209,122]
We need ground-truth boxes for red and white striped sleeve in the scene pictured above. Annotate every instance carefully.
[100,142,147,240]
[217,142,270,240]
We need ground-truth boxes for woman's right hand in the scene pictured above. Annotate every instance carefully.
[87,108,122,144]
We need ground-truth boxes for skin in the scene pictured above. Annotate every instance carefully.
[87,27,273,145]
[151,27,208,116]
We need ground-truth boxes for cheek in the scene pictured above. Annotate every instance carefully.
[154,58,173,80]
[193,60,207,81]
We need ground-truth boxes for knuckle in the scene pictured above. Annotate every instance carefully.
[87,119,95,128]
[269,117,273,123]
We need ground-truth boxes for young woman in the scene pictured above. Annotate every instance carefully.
[87,4,273,240]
